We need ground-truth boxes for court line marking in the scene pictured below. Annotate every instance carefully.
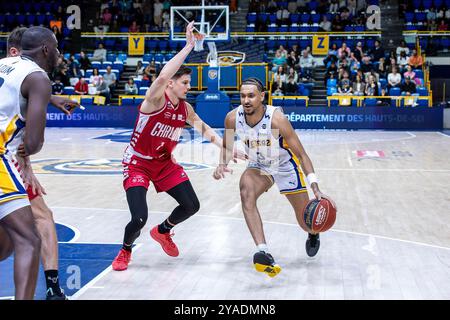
[56,221,80,243]
[436,132,450,138]
[52,206,450,252]
[70,243,143,300]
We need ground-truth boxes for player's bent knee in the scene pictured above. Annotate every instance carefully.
[186,198,200,215]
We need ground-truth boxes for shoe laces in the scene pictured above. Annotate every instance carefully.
[164,232,176,248]
[117,249,130,262]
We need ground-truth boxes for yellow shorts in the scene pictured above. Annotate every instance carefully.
[0,154,29,220]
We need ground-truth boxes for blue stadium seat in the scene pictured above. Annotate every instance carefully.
[146,40,158,52]
[379,78,387,89]
[143,54,153,62]
[308,1,318,11]
[290,13,300,23]
[268,25,277,32]
[44,3,52,13]
[169,41,179,51]
[17,15,26,25]
[269,14,277,24]
[81,97,94,105]
[417,87,428,96]
[434,0,444,8]
[415,12,427,22]
[327,79,337,87]
[278,26,288,32]
[121,97,134,105]
[414,69,424,79]
[284,99,296,107]
[26,14,36,25]
[296,99,307,107]
[424,0,434,8]
[135,98,144,105]
[102,61,112,69]
[272,99,284,106]
[37,14,46,24]
[404,12,414,23]
[154,54,164,64]
[311,14,321,24]
[258,13,268,23]
[164,53,174,62]
[64,87,75,95]
[138,87,149,95]
[91,61,101,69]
[389,87,401,96]
[413,0,422,7]
[0,15,4,25]
[85,70,93,78]
[300,14,310,24]
[247,13,257,23]
[327,87,337,95]
[445,0,450,8]
[107,54,116,62]
[133,79,142,88]
[289,25,300,32]
[158,40,169,51]
[365,98,378,106]
[117,53,127,62]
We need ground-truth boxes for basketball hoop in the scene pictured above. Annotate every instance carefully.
[194,33,206,52]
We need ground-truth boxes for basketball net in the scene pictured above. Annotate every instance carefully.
[194,34,205,52]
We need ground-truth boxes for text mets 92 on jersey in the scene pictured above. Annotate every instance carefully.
[174,304,277,318]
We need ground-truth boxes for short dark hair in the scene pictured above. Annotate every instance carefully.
[21,26,55,51]
[241,77,265,92]
[171,65,192,80]
[7,27,27,51]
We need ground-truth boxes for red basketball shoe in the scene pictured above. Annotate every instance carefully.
[112,249,131,271]
[150,226,179,257]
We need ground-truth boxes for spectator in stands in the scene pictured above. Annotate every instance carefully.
[287,0,297,14]
[428,19,438,31]
[276,7,290,25]
[338,75,352,95]
[376,57,387,79]
[325,61,338,85]
[360,56,373,78]
[287,51,300,70]
[95,76,111,104]
[348,0,357,16]
[103,66,117,96]
[438,19,448,31]
[129,21,140,33]
[365,75,379,96]
[287,67,299,84]
[54,56,70,86]
[387,66,401,90]
[74,77,89,95]
[299,50,315,81]
[68,56,81,79]
[91,43,107,63]
[397,51,409,72]
[320,15,332,32]
[278,45,288,58]
[370,40,385,63]
[427,7,437,22]
[353,42,364,62]
[162,10,170,31]
[403,65,422,86]
[79,51,92,73]
[339,57,350,75]
[401,76,416,96]
[52,77,64,95]
[274,66,287,83]
[296,0,307,13]
[352,74,365,96]
[331,15,344,31]
[330,0,339,13]
[338,42,351,59]
[267,0,277,13]
[272,74,285,96]
[349,53,360,74]
[135,61,145,79]
[396,40,410,57]
[52,26,63,45]
[408,49,423,69]
[328,43,339,60]
[291,44,301,56]
[89,68,101,87]
[357,0,367,13]
[285,76,298,96]
[271,50,287,73]
[125,77,138,95]
[154,0,164,27]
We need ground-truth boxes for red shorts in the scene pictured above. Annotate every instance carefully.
[123,155,189,193]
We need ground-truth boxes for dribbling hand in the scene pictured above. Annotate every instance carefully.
[213,164,233,180]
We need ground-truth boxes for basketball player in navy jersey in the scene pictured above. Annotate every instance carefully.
[214,78,335,277]
[112,22,244,271]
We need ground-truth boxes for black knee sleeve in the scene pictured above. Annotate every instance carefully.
[123,187,148,245]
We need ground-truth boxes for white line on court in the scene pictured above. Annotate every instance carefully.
[55,221,81,243]
[52,206,450,252]
[70,243,143,300]
[436,132,450,138]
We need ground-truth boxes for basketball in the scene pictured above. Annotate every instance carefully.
[303,198,337,233]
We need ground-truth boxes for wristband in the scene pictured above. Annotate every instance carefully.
[306,173,318,186]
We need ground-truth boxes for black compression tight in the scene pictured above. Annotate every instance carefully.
[122,181,200,246]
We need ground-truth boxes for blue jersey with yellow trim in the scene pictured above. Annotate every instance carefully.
[0,56,45,156]
[235,104,299,174]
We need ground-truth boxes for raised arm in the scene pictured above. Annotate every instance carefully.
[272,109,323,199]
[141,21,198,113]
[21,72,51,155]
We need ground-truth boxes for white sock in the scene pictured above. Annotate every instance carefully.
[257,243,268,253]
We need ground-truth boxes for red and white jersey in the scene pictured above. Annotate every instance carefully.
[125,93,188,161]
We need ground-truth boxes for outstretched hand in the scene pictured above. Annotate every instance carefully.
[50,95,81,115]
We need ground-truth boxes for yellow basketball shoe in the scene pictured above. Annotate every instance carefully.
[253,251,282,278]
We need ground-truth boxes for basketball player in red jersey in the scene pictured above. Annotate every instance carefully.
[112,22,239,271]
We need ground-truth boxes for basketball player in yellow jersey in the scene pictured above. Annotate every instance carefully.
[214,78,332,278]
[0,27,80,300]
[0,26,60,299]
